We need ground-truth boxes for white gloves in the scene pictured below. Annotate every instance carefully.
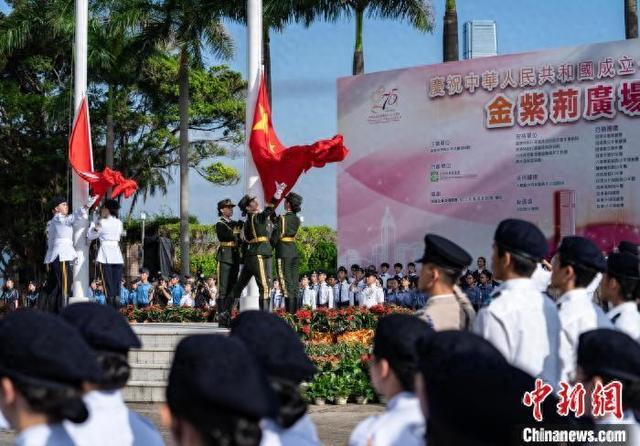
[84,195,100,210]
[274,182,287,200]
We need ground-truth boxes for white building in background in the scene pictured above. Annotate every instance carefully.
[371,244,383,268]
[463,20,498,59]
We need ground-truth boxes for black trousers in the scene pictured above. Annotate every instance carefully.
[276,256,299,314]
[232,255,271,312]
[98,263,123,308]
[45,258,71,314]
[216,261,240,318]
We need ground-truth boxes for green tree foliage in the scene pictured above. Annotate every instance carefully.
[0,1,244,278]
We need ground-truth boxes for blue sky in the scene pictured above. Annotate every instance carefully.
[139,0,628,228]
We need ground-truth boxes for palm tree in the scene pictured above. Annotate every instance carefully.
[312,0,435,76]
[130,0,234,276]
[442,0,458,62]
[626,0,638,39]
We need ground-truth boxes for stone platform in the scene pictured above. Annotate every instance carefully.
[125,323,227,402]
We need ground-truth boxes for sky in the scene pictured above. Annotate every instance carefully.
[4,0,627,227]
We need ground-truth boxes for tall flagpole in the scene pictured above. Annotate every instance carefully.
[70,0,90,303]
[241,0,263,311]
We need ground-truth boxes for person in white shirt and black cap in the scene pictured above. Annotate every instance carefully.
[551,236,612,383]
[349,314,432,446]
[166,334,273,446]
[0,309,102,446]
[44,194,98,313]
[230,311,320,446]
[88,199,124,308]
[414,234,476,331]
[473,218,562,387]
[60,302,164,446]
[315,271,333,309]
[577,328,640,439]
[334,266,352,308]
[414,330,583,446]
[601,241,640,342]
[359,270,385,309]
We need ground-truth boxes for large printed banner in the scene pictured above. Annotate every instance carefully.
[337,38,640,266]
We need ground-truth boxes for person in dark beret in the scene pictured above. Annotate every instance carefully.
[166,335,272,446]
[473,219,562,387]
[600,244,640,342]
[271,191,303,314]
[226,183,287,322]
[230,311,319,446]
[415,330,581,446]
[60,303,163,445]
[87,199,124,309]
[349,314,432,446]
[43,194,99,313]
[550,236,612,383]
[0,310,101,445]
[577,329,640,434]
[215,198,242,326]
[414,234,476,330]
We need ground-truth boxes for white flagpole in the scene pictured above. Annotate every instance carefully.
[70,0,90,303]
[240,0,263,311]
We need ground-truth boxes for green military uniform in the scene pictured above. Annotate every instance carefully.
[271,192,302,314]
[215,215,242,313]
[232,196,276,311]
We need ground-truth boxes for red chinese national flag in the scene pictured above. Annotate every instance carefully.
[68,97,138,201]
[249,76,349,202]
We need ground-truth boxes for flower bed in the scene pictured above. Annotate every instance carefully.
[276,304,413,342]
[120,305,216,323]
[275,305,414,404]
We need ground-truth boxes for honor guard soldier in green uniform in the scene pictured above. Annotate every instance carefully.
[271,192,303,314]
[215,199,242,323]
[230,182,287,315]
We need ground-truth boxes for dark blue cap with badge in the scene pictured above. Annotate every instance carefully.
[230,311,316,384]
[416,234,472,271]
[61,302,141,354]
[416,331,574,444]
[606,251,640,279]
[373,314,432,389]
[557,236,606,272]
[167,335,272,420]
[494,218,548,261]
[0,310,101,386]
[578,328,640,383]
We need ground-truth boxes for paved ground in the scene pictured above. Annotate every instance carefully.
[0,403,383,446]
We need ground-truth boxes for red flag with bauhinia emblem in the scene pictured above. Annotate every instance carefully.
[249,76,349,203]
[68,97,138,201]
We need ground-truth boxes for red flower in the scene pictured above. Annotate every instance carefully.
[301,325,311,335]
[369,304,386,315]
[360,354,372,364]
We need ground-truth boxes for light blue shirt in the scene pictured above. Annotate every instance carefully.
[16,423,75,446]
[119,286,131,306]
[134,283,152,307]
[64,390,164,446]
[171,284,184,306]
[260,415,320,446]
[349,392,425,446]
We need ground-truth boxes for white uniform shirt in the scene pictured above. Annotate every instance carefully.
[473,278,562,386]
[350,280,365,306]
[333,280,353,306]
[44,208,87,264]
[64,390,163,446]
[16,424,75,446]
[179,294,194,307]
[360,284,385,308]
[301,287,317,309]
[557,289,612,383]
[260,415,320,446]
[87,216,124,264]
[530,263,552,292]
[316,282,334,308]
[349,392,424,446]
[608,301,640,342]
[379,273,391,288]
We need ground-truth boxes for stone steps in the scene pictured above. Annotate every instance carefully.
[125,323,227,402]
